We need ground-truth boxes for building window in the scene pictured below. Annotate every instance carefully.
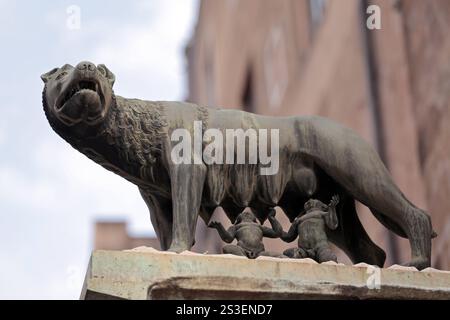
[263,26,289,111]
[204,48,215,106]
[241,69,254,113]
[308,0,328,37]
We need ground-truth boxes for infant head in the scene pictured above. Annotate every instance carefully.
[304,199,328,212]
[236,210,258,224]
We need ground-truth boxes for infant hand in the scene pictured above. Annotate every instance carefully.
[208,221,221,229]
[329,195,340,207]
[268,208,276,218]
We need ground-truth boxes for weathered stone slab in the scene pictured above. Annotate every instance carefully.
[80,247,450,300]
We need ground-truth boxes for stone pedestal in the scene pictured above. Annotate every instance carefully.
[80,247,450,300]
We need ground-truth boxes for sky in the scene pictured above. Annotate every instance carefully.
[0,0,199,299]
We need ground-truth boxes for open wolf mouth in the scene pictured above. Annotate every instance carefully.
[56,79,104,110]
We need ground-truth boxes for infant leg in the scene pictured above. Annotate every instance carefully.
[283,247,308,259]
[222,244,246,256]
[315,245,338,263]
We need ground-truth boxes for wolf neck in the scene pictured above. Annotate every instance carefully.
[101,95,168,169]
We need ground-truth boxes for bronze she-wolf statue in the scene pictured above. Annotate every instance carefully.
[41,61,435,269]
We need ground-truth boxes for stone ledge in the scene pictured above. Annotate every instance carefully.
[80,247,450,300]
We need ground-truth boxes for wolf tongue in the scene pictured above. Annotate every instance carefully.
[58,96,84,121]
[58,89,101,124]
[79,89,102,119]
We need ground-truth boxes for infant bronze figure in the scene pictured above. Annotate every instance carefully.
[273,196,339,263]
[208,210,284,259]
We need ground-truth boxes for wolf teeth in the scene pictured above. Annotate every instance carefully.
[61,81,98,107]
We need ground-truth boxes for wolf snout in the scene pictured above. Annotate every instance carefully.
[76,61,96,71]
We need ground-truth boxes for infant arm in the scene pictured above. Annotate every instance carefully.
[208,221,236,243]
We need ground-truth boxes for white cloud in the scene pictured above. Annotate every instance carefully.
[31,137,153,230]
[90,0,197,100]
[0,124,5,146]
[0,166,58,212]
[0,0,198,299]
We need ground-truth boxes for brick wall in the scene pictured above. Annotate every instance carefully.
[187,0,450,269]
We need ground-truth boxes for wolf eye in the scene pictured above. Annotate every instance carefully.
[55,72,68,80]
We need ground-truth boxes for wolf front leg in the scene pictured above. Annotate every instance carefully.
[168,163,207,253]
[139,188,173,250]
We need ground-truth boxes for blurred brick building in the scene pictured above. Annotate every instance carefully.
[186,0,450,269]
[94,221,159,251]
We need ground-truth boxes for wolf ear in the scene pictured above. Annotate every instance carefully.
[97,64,115,86]
[40,68,58,83]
